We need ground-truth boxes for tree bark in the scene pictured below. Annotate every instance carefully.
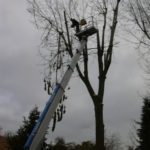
[95,101,105,150]
[94,77,105,150]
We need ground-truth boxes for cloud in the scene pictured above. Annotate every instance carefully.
[0,0,44,131]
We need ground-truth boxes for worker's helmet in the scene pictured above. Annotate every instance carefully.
[80,19,87,26]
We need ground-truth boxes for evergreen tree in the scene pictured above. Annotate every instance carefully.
[136,97,150,150]
[7,106,47,150]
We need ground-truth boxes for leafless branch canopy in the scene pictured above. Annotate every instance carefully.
[27,0,121,134]
[126,0,150,88]
[127,0,150,47]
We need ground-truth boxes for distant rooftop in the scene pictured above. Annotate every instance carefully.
[0,136,10,150]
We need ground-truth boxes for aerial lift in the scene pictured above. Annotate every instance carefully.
[24,18,97,150]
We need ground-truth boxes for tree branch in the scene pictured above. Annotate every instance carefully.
[64,11,73,56]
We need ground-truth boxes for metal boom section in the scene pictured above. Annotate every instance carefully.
[24,38,87,150]
[24,21,97,150]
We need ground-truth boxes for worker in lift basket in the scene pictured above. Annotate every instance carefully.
[70,18,87,33]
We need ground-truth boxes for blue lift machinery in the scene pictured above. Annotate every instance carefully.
[24,19,97,150]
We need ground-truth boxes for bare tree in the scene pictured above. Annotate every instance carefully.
[127,121,139,150]
[127,0,150,47]
[27,0,122,150]
[105,133,123,150]
[126,0,150,84]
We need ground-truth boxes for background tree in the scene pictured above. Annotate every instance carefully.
[27,0,122,149]
[127,121,138,150]
[126,0,150,82]
[46,134,122,150]
[52,137,67,150]
[136,97,150,150]
[127,146,134,150]
[127,0,150,47]
[126,3,150,148]
[125,3,150,148]
[6,106,47,150]
[105,133,122,150]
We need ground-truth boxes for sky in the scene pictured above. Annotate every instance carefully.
[0,0,146,148]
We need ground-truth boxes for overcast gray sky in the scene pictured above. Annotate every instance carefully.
[0,0,146,148]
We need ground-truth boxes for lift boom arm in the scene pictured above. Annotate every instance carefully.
[24,37,87,150]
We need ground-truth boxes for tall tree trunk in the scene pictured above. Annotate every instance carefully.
[95,101,105,150]
[94,77,106,150]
